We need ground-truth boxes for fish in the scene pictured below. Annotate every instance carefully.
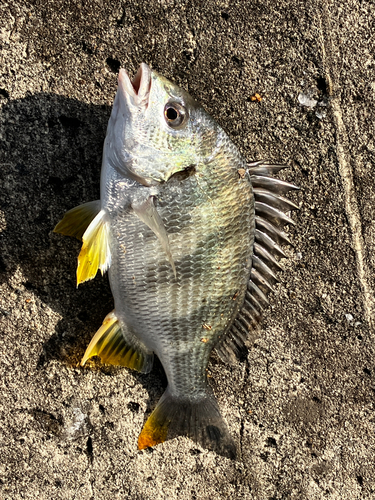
[54,63,298,459]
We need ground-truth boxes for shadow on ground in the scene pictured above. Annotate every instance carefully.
[0,92,169,407]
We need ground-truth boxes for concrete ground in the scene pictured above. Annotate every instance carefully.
[0,0,374,498]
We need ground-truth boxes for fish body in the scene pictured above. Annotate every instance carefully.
[55,63,297,458]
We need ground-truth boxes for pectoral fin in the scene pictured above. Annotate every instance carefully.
[77,209,111,285]
[81,311,153,373]
[54,201,101,240]
[132,196,176,278]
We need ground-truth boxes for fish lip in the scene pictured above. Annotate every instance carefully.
[118,63,151,108]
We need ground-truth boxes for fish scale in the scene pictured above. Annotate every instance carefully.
[104,153,253,416]
[54,63,298,458]
[109,169,252,350]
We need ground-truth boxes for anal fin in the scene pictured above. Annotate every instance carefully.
[81,311,153,373]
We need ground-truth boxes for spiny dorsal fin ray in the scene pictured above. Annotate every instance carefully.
[132,196,176,278]
[255,217,291,245]
[249,276,269,306]
[81,311,153,373]
[245,289,265,312]
[241,300,262,325]
[254,242,283,271]
[215,161,298,364]
[215,341,238,364]
[253,189,299,211]
[255,229,286,258]
[54,200,101,240]
[76,209,112,285]
[251,268,274,294]
[255,202,295,226]
[250,175,299,194]
[216,324,250,363]
[252,255,278,282]
[247,161,287,176]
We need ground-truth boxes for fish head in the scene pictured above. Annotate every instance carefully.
[103,63,221,185]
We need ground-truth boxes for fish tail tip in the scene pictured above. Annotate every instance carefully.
[137,426,167,450]
[137,388,237,459]
[137,400,170,450]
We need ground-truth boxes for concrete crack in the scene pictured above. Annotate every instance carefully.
[318,4,375,331]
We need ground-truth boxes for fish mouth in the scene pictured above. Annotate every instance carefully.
[118,63,151,108]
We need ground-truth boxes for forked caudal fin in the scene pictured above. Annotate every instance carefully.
[138,388,237,459]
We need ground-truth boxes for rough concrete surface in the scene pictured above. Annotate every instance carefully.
[0,1,374,499]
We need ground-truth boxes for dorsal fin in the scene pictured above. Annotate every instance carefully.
[250,175,299,194]
[215,161,298,363]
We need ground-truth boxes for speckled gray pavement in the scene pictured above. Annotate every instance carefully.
[1,1,374,499]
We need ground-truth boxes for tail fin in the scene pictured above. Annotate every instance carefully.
[138,388,236,459]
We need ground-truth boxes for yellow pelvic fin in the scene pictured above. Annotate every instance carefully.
[76,209,111,285]
[81,311,150,372]
[54,200,101,240]
[138,411,170,450]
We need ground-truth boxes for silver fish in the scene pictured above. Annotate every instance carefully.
[54,63,298,458]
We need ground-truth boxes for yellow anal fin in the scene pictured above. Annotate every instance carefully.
[81,311,153,373]
[54,200,101,240]
[76,209,111,285]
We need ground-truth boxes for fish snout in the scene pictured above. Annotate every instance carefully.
[118,63,151,109]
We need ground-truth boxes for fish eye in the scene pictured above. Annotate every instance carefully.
[164,102,188,129]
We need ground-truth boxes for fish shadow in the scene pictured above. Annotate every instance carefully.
[0,92,167,405]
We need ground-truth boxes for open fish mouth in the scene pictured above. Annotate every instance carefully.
[118,63,151,108]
